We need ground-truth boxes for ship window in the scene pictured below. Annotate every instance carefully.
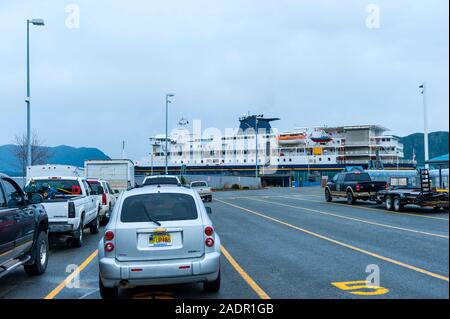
[201,160,204,163]
[181,161,183,164]
[283,159,286,162]
[244,159,247,163]
[289,158,292,162]
[319,158,322,161]
[328,158,331,161]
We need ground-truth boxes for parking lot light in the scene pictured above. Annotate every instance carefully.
[26,18,45,167]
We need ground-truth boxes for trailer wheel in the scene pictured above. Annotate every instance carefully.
[385,196,393,211]
[393,196,403,212]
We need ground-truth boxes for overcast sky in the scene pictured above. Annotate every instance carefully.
[0,0,448,160]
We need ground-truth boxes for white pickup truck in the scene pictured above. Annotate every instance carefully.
[25,176,100,247]
[190,181,213,202]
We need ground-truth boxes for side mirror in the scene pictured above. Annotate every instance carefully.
[7,199,20,208]
[205,207,212,215]
[30,193,43,204]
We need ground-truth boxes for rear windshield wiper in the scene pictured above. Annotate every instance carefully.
[141,203,161,226]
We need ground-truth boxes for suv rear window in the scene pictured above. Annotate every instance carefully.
[120,193,198,223]
[344,173,371,182]
[31,179,82,195]
[191,182,207,187]
[143,177,179,186]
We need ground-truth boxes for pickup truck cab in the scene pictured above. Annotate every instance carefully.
[0,173,49,278]
[25,176,100,247]
[190,181,212,202]
[87,179,116,225]
[325,171,387,205]
[142,175,181,186]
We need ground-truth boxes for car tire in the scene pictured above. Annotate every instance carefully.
[393,196,403,212]
[385,196,393,211]
[99,275,118,299]
[325,189,332,202]
[24,231,49,276]
[346,191,355,205]
[71,219,84,248]
[90,214,100,234]
[203,270,221,293]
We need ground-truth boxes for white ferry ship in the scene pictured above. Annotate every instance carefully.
[135,115,416,185]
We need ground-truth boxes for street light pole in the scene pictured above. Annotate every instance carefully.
[255,116,259,179]
[165,93,174,175]
[26,20,31,167]
[420,83,429,169]
[26,18,45,167]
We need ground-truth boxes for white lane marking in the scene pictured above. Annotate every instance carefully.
[78,288,99,299]
[244,197,448,239]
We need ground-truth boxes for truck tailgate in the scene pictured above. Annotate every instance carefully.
[42,201,68,222]
[358,182,386,192]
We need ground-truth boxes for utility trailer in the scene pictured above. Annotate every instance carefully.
[84,159,135,195]
[376,169,449,212]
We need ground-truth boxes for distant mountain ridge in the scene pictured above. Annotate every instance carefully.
[0,132,448,175]
[399,131,449,165]
[0,145,110,176]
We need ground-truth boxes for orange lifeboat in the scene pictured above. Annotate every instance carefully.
[277,133,307,145]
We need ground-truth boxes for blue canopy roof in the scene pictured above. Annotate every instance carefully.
[425,154,449,164]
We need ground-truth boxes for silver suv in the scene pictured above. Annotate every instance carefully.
[98,185,221,298]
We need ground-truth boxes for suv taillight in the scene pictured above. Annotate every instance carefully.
[102,193,107,205]
[205,226,214,236]
[356,183,361,191]
[105,230,114,241]
[68,202,75,218]
[205,238,215,247]
[105,242,114,252]
[385,183,389,190]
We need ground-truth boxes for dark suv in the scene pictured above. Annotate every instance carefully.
[0,173,49,278]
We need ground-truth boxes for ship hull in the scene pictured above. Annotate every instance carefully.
[135,163,416,177]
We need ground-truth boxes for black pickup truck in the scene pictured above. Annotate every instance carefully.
[325,171,387,204]
[0,173,49,278]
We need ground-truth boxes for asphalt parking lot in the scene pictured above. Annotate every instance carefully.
[0,187,448,299]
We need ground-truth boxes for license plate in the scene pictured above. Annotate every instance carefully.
[149,233,172,247]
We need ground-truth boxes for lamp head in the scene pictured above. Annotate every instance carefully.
[29,19,45,26]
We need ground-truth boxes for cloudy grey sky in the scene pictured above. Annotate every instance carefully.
[0,0,448,160]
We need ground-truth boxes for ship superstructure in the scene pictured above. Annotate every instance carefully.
[135,115,414,185]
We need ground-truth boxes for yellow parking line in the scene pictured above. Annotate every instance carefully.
[286,195,449,221]
[215,199,449,283]
[44,249,98,299]
[221,245,270,299]
[246,197,448,239]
